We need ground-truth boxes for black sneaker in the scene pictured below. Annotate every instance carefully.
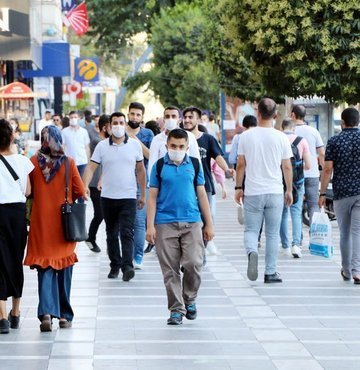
[144,243,155,254]
[167,312,183,325]
[108,267,120,279]
[85,240,101,253]
[185,303,197,320]
[122,268,135,282]
[0,319,9,334]
[8,311,20,329]
[247,251,258,281]
[264,272,283,283]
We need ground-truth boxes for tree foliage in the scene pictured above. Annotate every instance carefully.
[208,0,360,103]
[125,2,219,112]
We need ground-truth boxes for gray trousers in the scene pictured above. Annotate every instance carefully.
[305,177,320,223]
[334,195,360,277]
[155,222,204,315]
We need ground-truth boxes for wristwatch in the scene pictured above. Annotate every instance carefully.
[235,186,243,190]
[319,193,326,197]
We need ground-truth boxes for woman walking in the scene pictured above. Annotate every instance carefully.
[24,125,85,332]
[0,119,34,334]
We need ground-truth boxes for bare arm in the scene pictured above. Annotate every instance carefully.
[82,161,99,196]
[317,146,325,169]
[303,151,312,170]
[215,155,235,178]
[136,161,147,209]
[319,160,333,207]
[234,155,246,204]
[146,187,159,244]
[197,185,214,241]
[25,176,31,197]
[282,158,293,206]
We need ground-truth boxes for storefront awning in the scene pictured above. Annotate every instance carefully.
[0,82,46,99]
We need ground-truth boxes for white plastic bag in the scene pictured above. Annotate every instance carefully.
[237,202,244,225]
[309,208,334,258]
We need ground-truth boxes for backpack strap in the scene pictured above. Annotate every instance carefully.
[156,157,165,192]
[292,136,303,148]
[0,154,19,181]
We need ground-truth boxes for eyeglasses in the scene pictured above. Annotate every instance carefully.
[54,119,60,122]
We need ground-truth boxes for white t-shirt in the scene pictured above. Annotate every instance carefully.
[62,126,90,166]
[295,124,324,178]
[0,154,34,203]
[148,131,200,176]
[91,136,143,199]
[238,127,293,196]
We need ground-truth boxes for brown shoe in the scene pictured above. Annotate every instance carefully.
[40,315,52,332]
[59,319,72,329]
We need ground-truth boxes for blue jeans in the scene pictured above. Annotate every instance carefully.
[133,189,148,262]
[244,194,284,275]
[37,266,74,321]
[280,185,305,248]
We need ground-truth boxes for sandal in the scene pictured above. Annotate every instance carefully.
[341,270,351,281]
[40,314,52,332]
[59,319,72,329]
[353,276,360,285]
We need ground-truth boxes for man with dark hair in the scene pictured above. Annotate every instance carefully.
[85,114,110,253]
[52,114,62,129]
[148,106,200,177]
[38,110,54,136]
[83,112,146,281]
[292,104,325,224]
[146,128,213,325]
[319,107,360,283]
[235,98,293,283]
[126,102,154,269]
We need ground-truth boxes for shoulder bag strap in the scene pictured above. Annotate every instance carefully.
[0,154,19,181]
[64,156,70,203]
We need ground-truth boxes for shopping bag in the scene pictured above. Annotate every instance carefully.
[309,208,334,258]
[237,202,244,225]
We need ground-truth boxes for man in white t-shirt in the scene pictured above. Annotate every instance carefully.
[235,98,293,284]
[292,105,325,224]
[38,111,54,137]
[82,113,147,282]
[62,111,90,178]
[148,106,200,177]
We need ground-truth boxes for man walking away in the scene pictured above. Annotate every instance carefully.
[235,98,293,283]
[319,108,360,284]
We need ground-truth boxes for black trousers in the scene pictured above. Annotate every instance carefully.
[88,187,104,242]
[101,197,137,271]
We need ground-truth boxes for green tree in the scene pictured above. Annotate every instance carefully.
[126,2,220,112]
[208,0,360,103]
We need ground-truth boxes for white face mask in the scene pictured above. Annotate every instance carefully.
[111,125,125,138]
[70,118,78,126]
[164,119,178,131]
[168,149,186,162]
[10,124,17,132]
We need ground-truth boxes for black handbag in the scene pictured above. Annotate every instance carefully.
[61,157,88,242]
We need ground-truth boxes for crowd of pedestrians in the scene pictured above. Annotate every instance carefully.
[0,100,359,334]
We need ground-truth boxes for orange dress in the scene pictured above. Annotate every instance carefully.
[24,156,85,270]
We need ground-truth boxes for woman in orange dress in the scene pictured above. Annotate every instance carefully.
[24,125,85,332]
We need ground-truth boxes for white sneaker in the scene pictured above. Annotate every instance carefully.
[133,261,143,270]
[281,247,292,257]
[206,240,219,255]
[291,245,302,258]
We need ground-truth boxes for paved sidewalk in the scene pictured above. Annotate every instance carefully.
[1,184,360,369]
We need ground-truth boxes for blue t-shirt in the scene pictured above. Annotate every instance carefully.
[149,154,205,224]
[136,127,154,169]
[325,128,360,200]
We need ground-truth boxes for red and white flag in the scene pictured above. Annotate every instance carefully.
[63,1,89,36]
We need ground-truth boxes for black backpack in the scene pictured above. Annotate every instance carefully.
[156,156,200,193]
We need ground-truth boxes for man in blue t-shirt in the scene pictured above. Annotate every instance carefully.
[319,107,360,283]
[146,129,214,325]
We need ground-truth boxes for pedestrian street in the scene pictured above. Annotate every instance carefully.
[1,183,360,370]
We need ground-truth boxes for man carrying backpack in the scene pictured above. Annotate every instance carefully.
[280,119,311,258]
[146,129,214,325]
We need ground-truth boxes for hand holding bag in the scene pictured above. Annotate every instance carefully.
[61,157,88,242]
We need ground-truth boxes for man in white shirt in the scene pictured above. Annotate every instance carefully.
[38,111,54,137]
[82,112,146,282]
[292,105,325,224]
[235,98,293,284]
[62,111,90,178]
[148,106,200,177]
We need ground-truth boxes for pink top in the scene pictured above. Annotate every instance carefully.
[211,159,225,185]
[286,133,310,159]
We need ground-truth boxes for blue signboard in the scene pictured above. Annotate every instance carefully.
[61,0,76,11]
[74,57,100,82]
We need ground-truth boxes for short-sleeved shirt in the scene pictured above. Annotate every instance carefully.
[91,135,143,199]
[238,127,293,196]
[149,153,205,224]
[62,126,90,166]
[325,128,360,200]
[197,133,223,195]
[295,124,324,178]
[0,154,34,203]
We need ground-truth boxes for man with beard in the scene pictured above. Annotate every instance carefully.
[126,102,154,269]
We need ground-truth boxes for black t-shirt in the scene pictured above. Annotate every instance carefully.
[197,133,224,195]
